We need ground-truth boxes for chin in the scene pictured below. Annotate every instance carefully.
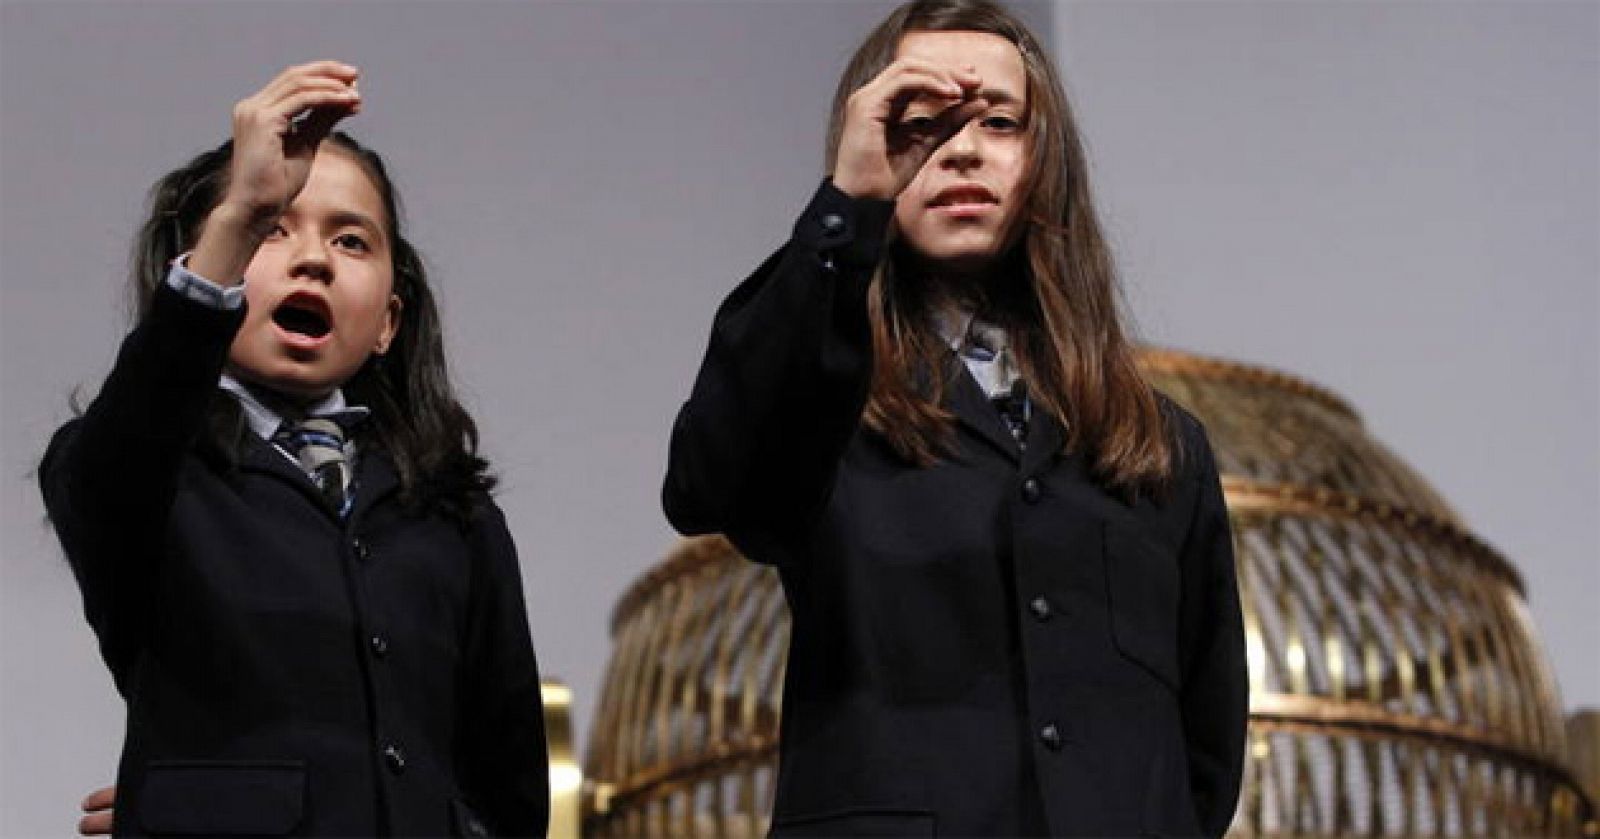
[230,363,341,402]
[909,241,1008,275]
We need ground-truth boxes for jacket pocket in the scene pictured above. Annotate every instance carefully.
[1103,522,1182,692]
[138,760,305,836]
[771,807,937,837]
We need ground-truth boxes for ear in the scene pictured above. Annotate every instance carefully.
[374,293,403,355]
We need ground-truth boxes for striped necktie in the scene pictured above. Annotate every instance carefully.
[964,320,1030,447]
[274,417,352,517]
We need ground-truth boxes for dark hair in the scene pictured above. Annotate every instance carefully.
[828,0,1175,497]
[131,132,495,519]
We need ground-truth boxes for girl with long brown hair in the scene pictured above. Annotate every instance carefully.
[664,1,1246,835]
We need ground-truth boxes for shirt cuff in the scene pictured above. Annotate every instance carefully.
[792,179,896,270]
[164,253,246,311]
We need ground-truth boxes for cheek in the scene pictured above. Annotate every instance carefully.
[340,273,397,339]
[238,246,283,289]
[236,255,284,324]
[893,177,935,232]
[893,198,917,233]
[997,146,1029,200]
[240,284,271,317]
[902,163,938,203]
[236,288,280,339]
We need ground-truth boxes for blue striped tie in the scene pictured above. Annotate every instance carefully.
[274,417,352,517]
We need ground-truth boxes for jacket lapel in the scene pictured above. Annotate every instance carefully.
[238,433,398,522]
[939,353,1073,472]
[238,432,333,514]
[942,354,1022,463]
[347,448,399,524]
[1021,406,1066,476]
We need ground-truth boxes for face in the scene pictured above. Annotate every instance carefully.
[225,147,401,401]
[892,30,1030,275]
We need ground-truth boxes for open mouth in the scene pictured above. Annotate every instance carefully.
[272,293,333,340]
[930,185,998,208]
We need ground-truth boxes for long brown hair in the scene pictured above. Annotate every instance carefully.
[828,0,1175,496]
[127,132,494,521]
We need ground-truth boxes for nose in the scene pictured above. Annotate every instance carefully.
[288,235,334,284]
[938,118,983,172]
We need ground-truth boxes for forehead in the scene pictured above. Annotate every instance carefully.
[293,146,387,223]
[895,30,1026,103]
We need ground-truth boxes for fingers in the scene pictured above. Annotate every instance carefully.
[257,60,359,105]
[228,61,361,186]
[78,785,115,836]
[850,57,980,121]
[268,79,362,116]
[878,56,980,96]
[81,785,115,812]
[285,98,355,155]
[910,96,991,147]
[236,65,361,137]
[77,811,113,836]
[833,56,987,198]
[276,86,360,138]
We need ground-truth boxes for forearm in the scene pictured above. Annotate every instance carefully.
[43,279,243,521]
[662,181,892,546]
[188,201,271,289]
[39,278,243,685]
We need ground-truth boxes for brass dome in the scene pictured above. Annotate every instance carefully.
[584,349,1593,837]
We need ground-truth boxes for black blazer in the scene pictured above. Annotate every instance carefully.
[664,182,1247,837]
[40,284,548,837]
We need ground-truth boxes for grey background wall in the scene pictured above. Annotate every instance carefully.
[1,1,1593,836]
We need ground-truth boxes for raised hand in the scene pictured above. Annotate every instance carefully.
[831,58,989,201]
[190,61,361,284]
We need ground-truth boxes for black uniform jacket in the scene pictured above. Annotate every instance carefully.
[40,284,548,837]
[664,182,1247,838]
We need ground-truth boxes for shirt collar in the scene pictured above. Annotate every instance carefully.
[934,303,1010,359]
[934,304,976,354]
[218,373,370,440]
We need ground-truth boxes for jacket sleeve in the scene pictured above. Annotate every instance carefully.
[1174,419,1249,838]
[458,501,550,838]
[38,281,244,689]
[661,180,894,560]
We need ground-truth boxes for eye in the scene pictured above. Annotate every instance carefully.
[265,223,288,240]
[332,232,371,253]
[897,98,947,132]
[981,114,1023,132]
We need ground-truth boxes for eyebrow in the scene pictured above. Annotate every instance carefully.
[978,87,1022,107]
[325,210,386,242]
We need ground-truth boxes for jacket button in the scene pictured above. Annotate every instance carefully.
[1039,722,1063,751]
[1029,596,1053,621]
[369,634,389,657]
[382,744,406,775]
[1020,477,1042,504]
[351,538,371,561]
[819,212,846,235]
